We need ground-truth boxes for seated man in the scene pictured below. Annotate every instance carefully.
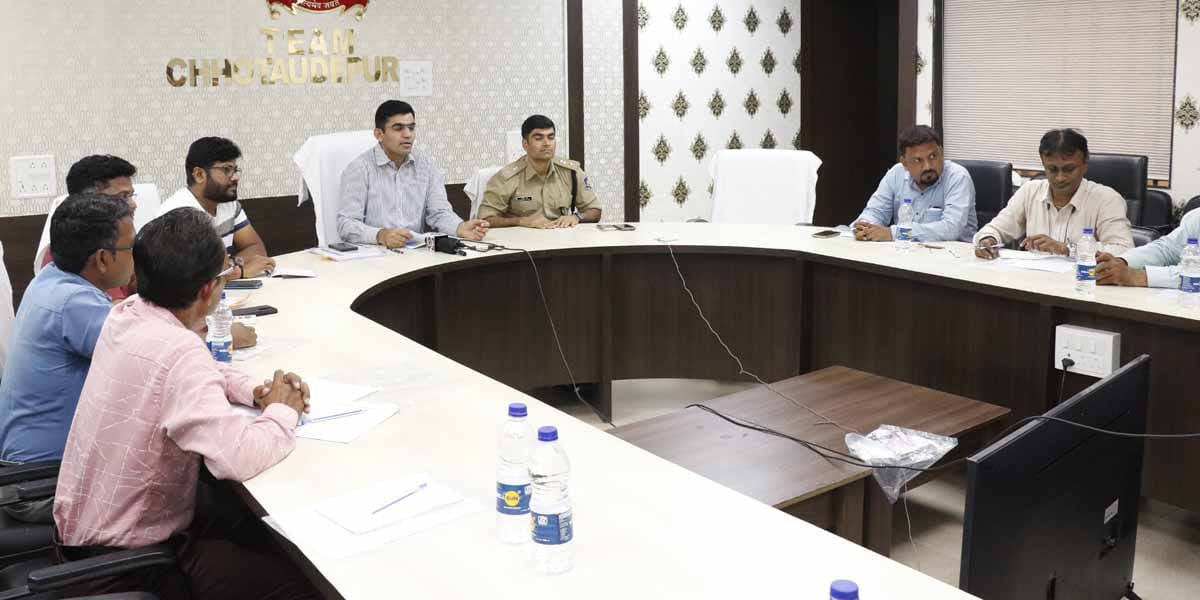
[975,128,1133,259]
[480,114,602,229]
[37,155,139,301]
[54,207,319,600]
[159,137,276,277]
[851,125,977,243]
[337,100,489,248]
[0,194,135,523]
[1096,208,1200,288]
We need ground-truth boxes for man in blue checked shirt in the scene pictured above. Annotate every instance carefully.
[850,125,978,243]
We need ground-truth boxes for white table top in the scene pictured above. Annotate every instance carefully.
[237,223,1191,599]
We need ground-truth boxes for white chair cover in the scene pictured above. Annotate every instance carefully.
[708,149,822,225]
[293,130,378,247]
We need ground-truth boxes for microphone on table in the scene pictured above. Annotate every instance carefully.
[428,234,467,256]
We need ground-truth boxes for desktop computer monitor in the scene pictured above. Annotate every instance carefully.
[959,355,1149,600]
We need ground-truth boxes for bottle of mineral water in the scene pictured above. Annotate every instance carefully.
[496,403,533,544]
[206,292,233,362]
[529,426,572,574]
[1179,237,1200,309]
[1075,227,1097,295]
[896,198,915,251]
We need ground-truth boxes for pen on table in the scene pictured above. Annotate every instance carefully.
[371,482,428,515]
[300,408,366,426]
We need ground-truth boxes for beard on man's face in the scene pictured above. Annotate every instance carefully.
[204,178,237,203]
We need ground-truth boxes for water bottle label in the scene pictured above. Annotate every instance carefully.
[1075,264,1096,282]
[1182,276,1200,294]
[495,482,531,515]
[207,340,232,362]
[897,227,913,242]
[532,510,573,545]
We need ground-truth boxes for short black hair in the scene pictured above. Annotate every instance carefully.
[65,155,137,195]
[50,193,133,274]
[134,208,225,310]
[521,115,556,139]
[185,137,242,185]
[1039,128,1089,161]
[374,100,416,130]
[897,125,942,156]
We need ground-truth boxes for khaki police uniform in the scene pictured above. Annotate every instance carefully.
[478,156,600,221]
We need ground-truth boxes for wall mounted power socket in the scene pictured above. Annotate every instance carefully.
[1054,325,1121,378]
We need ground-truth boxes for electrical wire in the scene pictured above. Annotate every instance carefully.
[488,243,588,407]
[655,238,859,434]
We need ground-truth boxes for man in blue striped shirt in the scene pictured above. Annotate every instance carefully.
[850,126,978,243]
[338,100,490,248]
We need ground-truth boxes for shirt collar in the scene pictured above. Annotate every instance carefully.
[523,156,556,182]
[1042,179,1089,210]
[373,144,415,169]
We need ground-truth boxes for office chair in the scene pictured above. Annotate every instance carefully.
[292,130,379,248]
[1133,189,1174,233]
[464,166,503,219]
[1086,153,1147,223]
[1130,226,1161,247]
[955,159,1013,227]
[708,149,822,225]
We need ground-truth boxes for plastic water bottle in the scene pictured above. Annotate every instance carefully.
[896,198,915,251]
[1075,227,1097,295]
[206,292,233,362]
[529,426,572,574]
[496,403,534,544]
[1180,237,1200,309]
[830,579,859,599]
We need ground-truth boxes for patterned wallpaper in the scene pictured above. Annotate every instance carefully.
[638,0,802,222]
[0,0,569,217]
[930,2,1200,206]
[916,0,935,128]
[583,0,627,222]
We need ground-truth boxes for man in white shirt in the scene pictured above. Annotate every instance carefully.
[158,137,275,278]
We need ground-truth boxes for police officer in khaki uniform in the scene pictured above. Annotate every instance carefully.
[479,115,602,228]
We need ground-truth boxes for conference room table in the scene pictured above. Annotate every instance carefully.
[231,223,1200,598]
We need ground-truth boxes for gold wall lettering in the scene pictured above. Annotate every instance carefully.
[166,27,395,88]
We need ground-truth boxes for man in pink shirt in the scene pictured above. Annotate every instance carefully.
[54,207,319,599]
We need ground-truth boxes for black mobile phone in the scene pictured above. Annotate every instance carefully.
[812,230,841,238]
[329,242,358,252]
[599,224,637,232]
[232,305,278,317]
[617,223,637,231]
[225,279,264,290]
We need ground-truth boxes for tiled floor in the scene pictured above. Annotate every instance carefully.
[548,378,1200,598]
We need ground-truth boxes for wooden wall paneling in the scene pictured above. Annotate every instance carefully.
[610,251,801,382]
[350,275,437,350]
[0,214,46,308]
[807,261,1046,420]
[434,254,603,392]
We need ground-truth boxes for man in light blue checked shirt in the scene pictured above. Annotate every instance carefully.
[1096,208,1200,288]
[850,125,977,243]
[338,100,490,248]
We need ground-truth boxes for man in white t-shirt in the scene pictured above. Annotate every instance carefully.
[158,137,275,278]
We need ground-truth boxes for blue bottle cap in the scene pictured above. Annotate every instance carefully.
[830,579,859,599]
[220,291,227,300]
[1082,227,1094,234]
[537,426,558,442]
[508,403,527,418]
[903,197,913,204]
[1189,238,1198,245]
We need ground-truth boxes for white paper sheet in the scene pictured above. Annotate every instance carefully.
[989,258,1076,273]
[296,401,398,444]
[271,267,317,278]
[315,475,465,535]
[998,249,1058,260]
[309,246,389,262]
[265,480,480,559]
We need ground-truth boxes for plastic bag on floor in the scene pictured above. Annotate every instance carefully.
[845,425,957,504]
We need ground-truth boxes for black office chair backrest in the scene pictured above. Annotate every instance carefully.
[1137,189,1173,230]
[1181,196,1200,226]
[955,159,1012,227]
[1131,226,1160,248]
[1086,153,1147,207]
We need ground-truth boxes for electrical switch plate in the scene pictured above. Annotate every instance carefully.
[9,155,56,199]
[1054,324,1120,378]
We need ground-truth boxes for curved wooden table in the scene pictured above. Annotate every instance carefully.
[232,223,1200,598]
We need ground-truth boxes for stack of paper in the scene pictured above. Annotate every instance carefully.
[269,267,318,278]
[233,377,398,444]
[265,474,480,559]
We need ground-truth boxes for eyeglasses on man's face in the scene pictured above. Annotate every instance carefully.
[208,164,242,178]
